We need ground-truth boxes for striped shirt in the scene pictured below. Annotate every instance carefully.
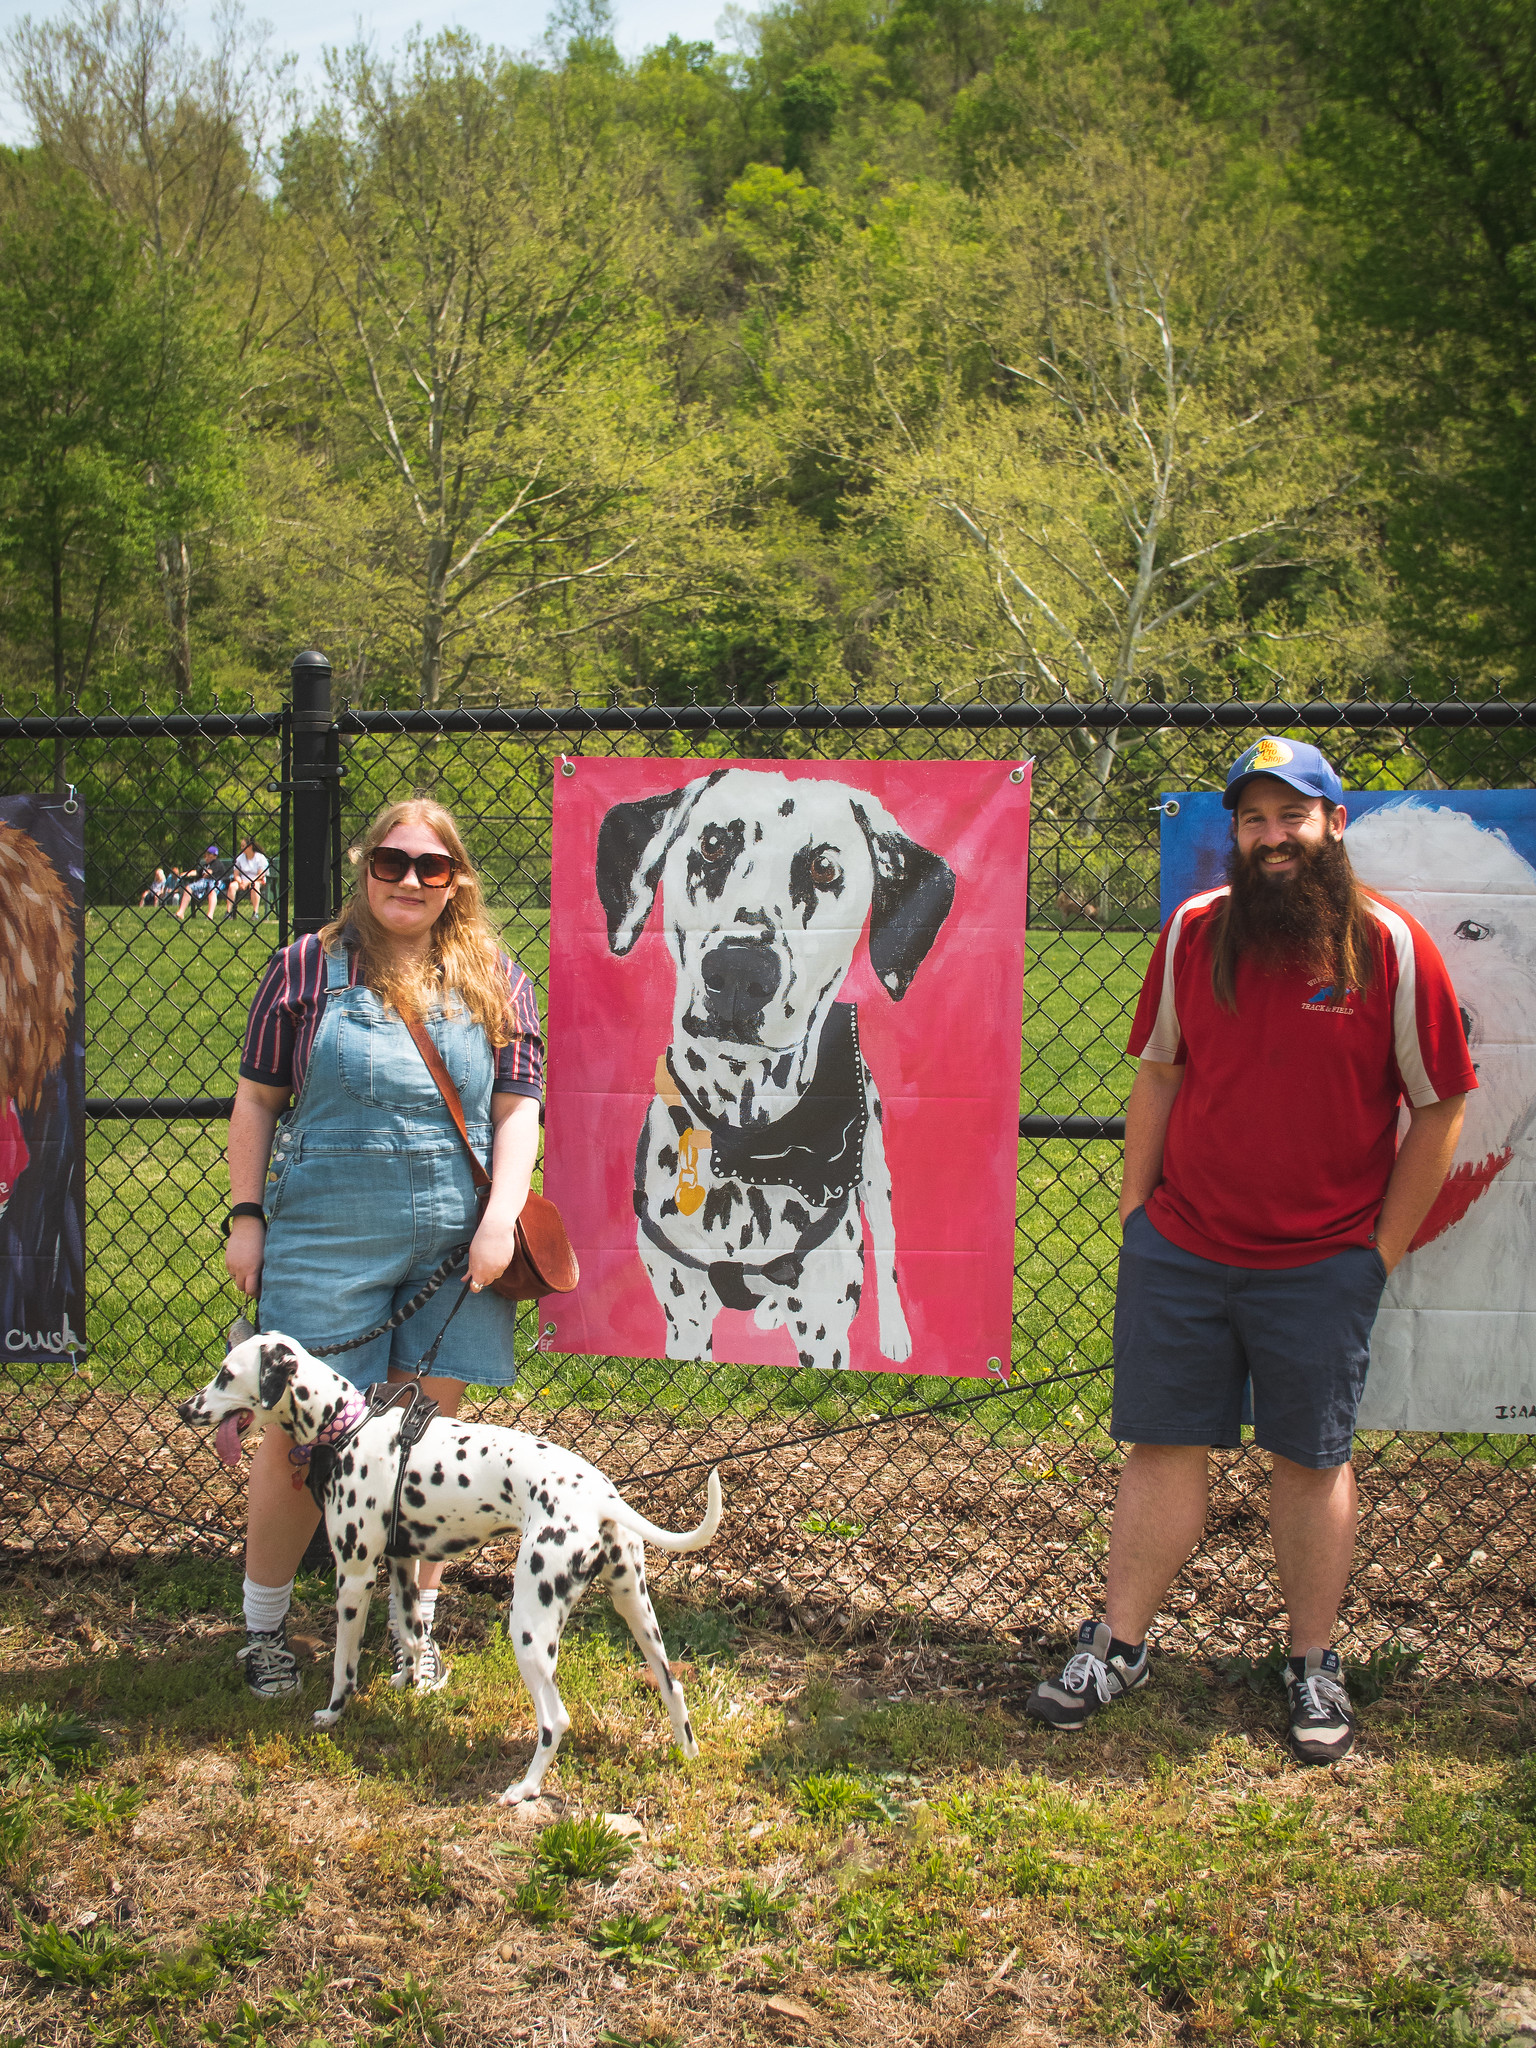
[1127,885,1476,1267]
[239,934,543,1103]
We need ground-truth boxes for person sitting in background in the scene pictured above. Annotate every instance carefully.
[175,846,233,922]
[226,839,270,919]
[138,865,172,907]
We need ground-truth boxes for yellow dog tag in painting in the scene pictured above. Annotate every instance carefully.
[656,1053,710,1215]
[676,1127,708,1215]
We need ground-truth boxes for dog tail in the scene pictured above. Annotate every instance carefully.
[605,1467,723,1553]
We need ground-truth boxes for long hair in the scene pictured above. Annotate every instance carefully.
[1211,816,1379,1012]
[0,823,76,1107]
[319,800,511,1045]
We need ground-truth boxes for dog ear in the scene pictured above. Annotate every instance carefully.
[851,798,956,1000]
[257,1342,298,1412]
[596,772,725,955]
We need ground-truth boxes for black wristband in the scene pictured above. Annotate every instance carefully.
[224,1203,267,1238]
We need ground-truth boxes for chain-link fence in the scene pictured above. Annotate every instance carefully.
[2,681,1533,1681]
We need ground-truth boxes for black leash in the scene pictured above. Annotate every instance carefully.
[303,1275,478,1558]
[308,1241,473,1359]
[622,1357,1111,1489]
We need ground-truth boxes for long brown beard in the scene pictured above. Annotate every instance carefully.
[1218,833,1370,991]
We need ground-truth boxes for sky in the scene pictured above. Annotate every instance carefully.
[0,0,737,142]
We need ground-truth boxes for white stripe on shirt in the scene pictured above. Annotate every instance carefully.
[1364,894,1437,1106]
[1139,886,1229,1064]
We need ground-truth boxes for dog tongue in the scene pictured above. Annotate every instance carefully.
[215,1413,248,1467]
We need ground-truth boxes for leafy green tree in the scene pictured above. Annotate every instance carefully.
[1281,0,1536,682]
[0,153,231,728]
[751,96,1379,792]
[276,31,731,705]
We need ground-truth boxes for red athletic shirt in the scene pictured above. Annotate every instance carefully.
[1127,886,1477,1268]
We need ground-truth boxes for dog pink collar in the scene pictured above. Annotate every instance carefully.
[287,1390,368,1481]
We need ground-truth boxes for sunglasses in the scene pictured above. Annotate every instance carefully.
[368,846,459,888]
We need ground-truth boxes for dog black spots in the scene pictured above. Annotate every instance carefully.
[346,1488,356,1508]
[343,1604,358,1621]
[530,1552,544,1574]
[538,1581,553,1606]
[611,1561,627,1579]
[669,1270,686,1298]
[746,1186,773,1241]
[455,1447,468,1462]
[341,1453,355,1477]
[844,1280,861,1304]
[660,1196,680,1220]
[540,1726,553,1747]
[458,1474,471,1488]
[784,1199,811,1233]
[684,1717,695,1742]
[657,1143,678,1174]
[787,1296,802,1313]
[780,797,795,817]
[405,1486,426,1509]
[816,1324,826,1341]
[407,1469,422,1486]
[702,1184,738,1233]
[430,1464,444,1486]
[553,1573,571,1599]
[872,1093,884,1124]
[684,1046,706,1074]
[547,1642,557,1659]
[799,1350,815,1368]
[521,1630,533,1646]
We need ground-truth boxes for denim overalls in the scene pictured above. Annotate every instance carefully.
[258,946,518,1389]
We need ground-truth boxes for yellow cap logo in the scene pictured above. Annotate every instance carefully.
[1251,737,1293,769]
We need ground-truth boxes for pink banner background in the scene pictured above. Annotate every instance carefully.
[542,756,1031,1378]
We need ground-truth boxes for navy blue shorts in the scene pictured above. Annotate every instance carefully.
[1111,1207,1388,1470]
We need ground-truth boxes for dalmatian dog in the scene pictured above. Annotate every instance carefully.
[597,767,956,1370]
[178,1334,722,1803]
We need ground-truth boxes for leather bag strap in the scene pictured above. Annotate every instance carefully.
[401,1011,494,1196]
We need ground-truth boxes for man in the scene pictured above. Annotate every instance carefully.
[175,845,232,922]
[1026,738,1475,1763]
[225,837,269,919]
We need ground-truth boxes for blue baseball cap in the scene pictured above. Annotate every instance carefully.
[1223,737,1344,810]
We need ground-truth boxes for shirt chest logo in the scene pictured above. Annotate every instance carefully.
[1303,982,1357,1015]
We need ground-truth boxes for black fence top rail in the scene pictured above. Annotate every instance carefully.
[331,698,1536,736]
[4,696,1535,742]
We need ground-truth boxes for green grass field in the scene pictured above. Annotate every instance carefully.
[43,909,1147,1446]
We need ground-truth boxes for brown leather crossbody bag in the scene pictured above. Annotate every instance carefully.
[401,1011,579,1302]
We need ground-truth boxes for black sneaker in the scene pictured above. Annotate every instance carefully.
[1024,1620,1149,1729]
[1285,1648,1355,1764]
[390,1629,451,1694]
[236,1625,301,1699]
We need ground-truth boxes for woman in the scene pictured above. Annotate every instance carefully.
[225,799,542,1699]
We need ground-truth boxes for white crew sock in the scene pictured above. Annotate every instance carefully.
[389,1584,439,1639]
[243,1576,294,1636]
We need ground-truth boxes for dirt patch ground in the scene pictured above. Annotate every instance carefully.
[5,1386,1535,1681]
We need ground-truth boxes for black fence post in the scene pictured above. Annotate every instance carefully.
[290,648,334,936]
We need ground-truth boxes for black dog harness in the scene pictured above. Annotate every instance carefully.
[303,1378,442,1560]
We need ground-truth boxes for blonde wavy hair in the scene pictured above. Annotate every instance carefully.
[319,799,511,1045]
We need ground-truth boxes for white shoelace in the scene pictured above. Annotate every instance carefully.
[1061,1649,1115,1702]
[1295,1672,1351,1720]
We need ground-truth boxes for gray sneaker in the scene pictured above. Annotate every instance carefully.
[1024,1620,1149,1729]
[390,1629,451,1694]
[1285,1648,1355,1764]
[236,1625,302,1699]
